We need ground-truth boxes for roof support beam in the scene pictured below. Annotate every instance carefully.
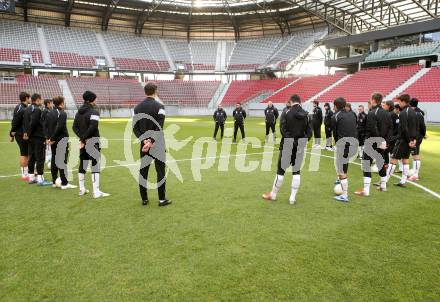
[221,0,240,41]
[65,0,75,27]
[101,0,120,31]
[135,0,164,35]
[410,0,438,18]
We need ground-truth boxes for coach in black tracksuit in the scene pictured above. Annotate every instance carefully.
[47,96,69,186]
[356,93,393,195]
[233,103,246,142]
[323,103,333,149]
[213,105,227,140]
[356,105,367,151]
[10,92,31,178]
[24,93,51,185]
[264,101,279,142]
[133,83,171,207]
[311,101,323,146]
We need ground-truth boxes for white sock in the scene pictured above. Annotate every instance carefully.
[21,166,29,177]
[340,178,348,198]
[92,173,100,194]
[290,175,300,202]
[37,175,43,183]
[79,173,85,191]
[271,174,284,199]
[363,177,371,196]
[413,160,421,177]
[265,135,269,142]
[380,176,387,190]
[401,164,410,184]
[398,160,403,172]
[28,173,35,181]
[386,164,396,182]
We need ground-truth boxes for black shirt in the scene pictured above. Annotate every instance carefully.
[264,106,279,124]
[365,105,393,143]
[397,105,418,143]
[24,103,45,139]
[324,108,334,127]
[357,111,367,133]
[133,97,165,143]
[72,103,100,142]
[333,109,358,142]
[312,106,323,125]
[46,106,69,142]
[10,102,27,137]
[233,108,246,124]
[414,107,426,140]
[213,109,227,124]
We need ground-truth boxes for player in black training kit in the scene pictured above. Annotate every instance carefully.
[46,96,77,190]
[333,97,358,202]
[10,92,31,180]
[385,94,418,187]
[213,104,227,140]
[311,100,323,148]
[262,94,311,205]
[23,94,52,186]
[42,99,53,167]
[408,98,426,181]
[133,83,172,207]
[323,102,334,151]
[233,103,246,142]
[73,91,109,198]
[264,101,279,143]
[356,105,367,158]
[355,93,393,196]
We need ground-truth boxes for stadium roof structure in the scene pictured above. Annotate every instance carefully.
[3,0,440,38]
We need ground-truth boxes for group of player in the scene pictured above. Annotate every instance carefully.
[9,91,109,199]
[259,93,426,204]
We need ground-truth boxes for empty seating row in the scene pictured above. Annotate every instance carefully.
[399,66,440,102]
[317,65,421,103]
[222,78,295,105]
[264,73,346,103]
[155,80,221,107]
[0,75,62,105]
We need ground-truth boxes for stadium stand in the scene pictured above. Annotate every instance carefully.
[66,77,145,106]
[318,65,421,103]
[165,39,193,71]
[0,20,43,64]
[102,33,170,72]
[228,36,282,71]
[264,73,346,103]
[364,48,392,62]
[190,41,217,71]
[43,26,105,68]
[365,42,440,62]
[399,66,440,102]
[0,75,62,105]
[266,29,326,68]
[155,80,221,107]
[221,78,295,105]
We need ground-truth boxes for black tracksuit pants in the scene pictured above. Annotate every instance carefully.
[234,122,245,141]
[28,137,45,175]
[265,122,276,135]
[325,125,333,146]
[139,146,166,201]
[51,141,69,185]
[312,122,321,139]
[213,122,224,139]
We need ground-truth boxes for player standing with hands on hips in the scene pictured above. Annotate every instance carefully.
[133,83,172,207]
[233,103,246,143]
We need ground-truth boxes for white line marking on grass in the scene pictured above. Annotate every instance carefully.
[1,148,439,199]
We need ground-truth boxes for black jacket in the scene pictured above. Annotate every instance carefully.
[10,102,28,137]
[357,111,367,133]
[279,105,291,137]
[389,111,399,144]
[264,106,279,124]
[365,105,393,143]
[281,104,311,140]
[24,103,45,139]
[46,107,68,142]
[73,103,100,142]
[213,109,227,124]
[414,107,426,141]
[312,106,323,126]
[324,108,334,127]
[333,109,358,142]
[233,108,246,124]
[133,97,165,143]
[41,107,52,139]
[397,105,418,143]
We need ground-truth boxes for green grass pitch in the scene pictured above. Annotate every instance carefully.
[0,117,439,301]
